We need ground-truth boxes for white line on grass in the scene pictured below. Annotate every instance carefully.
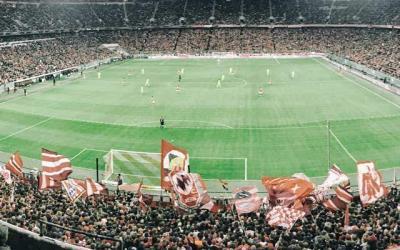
[0,117,52,142]
[329,128,357,163]
[313,58,400,110]
[71,148,87,160]
[273,57,280,64]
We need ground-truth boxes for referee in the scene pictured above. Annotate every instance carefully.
[160,116,165,129]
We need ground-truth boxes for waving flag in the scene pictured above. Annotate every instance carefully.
[0,166,12,185]
[319,164,349,190]
[266,206,305,230]
[161,140,189,189]
[41,148,72,181]
[232,186,262,215]
[38,174,60,190]
[86,177,106,196]
[61,179,86,203]
[170,171,217,212]
[262,176,314,207]
[5,152,24,177]
[357,161,388,205]
[323,182,353,211]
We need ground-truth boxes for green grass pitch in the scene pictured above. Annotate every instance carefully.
[0,57,399,185]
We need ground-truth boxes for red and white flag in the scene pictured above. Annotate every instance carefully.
[5,152,24,177]
[86,177,106,196]
[61,179,86,203]
[170,171,217,212]
[41,148,72,181]
[319,164,349,190]
[161,140,189,190]
[262,176,314,207]
[266,206,305,230]
[38,174,60,190]
[323,182,353,211]
[0,166,12,185]
[357,161,388,205]
[232,186,262,215]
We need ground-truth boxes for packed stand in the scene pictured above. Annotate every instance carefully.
[0,176,398,249]
[0,34,117,84]
[1,0,400,33]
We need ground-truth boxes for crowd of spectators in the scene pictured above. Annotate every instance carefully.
[0,0,399,33]
[0,33,117,84]
[0,177,399,249]
[2,27,397,84]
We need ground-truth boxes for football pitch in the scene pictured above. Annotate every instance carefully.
[0,57,400,187]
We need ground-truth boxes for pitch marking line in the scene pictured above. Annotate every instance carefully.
[328,128,357,163]
[0,117,52,142]
[314,58,400,110]
[273,57,280,64]
[71,148,87,161]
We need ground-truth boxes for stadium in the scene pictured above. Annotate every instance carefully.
[0,0,399,249]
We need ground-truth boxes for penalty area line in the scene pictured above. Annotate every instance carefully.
[0,117,52,142]
[71,148,87,161]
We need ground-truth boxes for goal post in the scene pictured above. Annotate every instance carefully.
[102,149,248,186]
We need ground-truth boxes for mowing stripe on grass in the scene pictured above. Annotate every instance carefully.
[0,117,52,142]
[314,58,400,110]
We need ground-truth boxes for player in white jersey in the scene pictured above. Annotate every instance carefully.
[151,96,156,105]
[221,74,225,81]
[176,85,181,92]
[140,86,144,94]
[141,68,145,74]
[97,72,101,79]
[145,79,150,87]
[229,67,233,74]
[216,79,221,88]
[266,68,270,76]
[181,68,184,74]
[291,71,295,79]
[258,87,264,96]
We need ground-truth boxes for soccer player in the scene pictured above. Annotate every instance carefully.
[160,116,165,129]
[24,88,27,96]
[178,70,182,82]
[141,68,145,75]
[140,86,144,94]
[176,85,181,92]
[268,79,272,85]
[258,87,264,96]
[145,79,150,87]
[291,71,295,79]
[97,71,101,79]
[266,68,270,76]
[221,74,225,81]
[151,96,156,105]
[216,79,221,88]
[229,67,233,74]
[181,68,184,74]
[217,58,221,65]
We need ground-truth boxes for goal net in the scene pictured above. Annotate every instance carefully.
[103,149,161,187]
[103,149,249,195]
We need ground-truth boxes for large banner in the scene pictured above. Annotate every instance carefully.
[357,161,388,205]
[160,140,189,189]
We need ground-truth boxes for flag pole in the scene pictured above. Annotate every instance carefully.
[327,120,331,170]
